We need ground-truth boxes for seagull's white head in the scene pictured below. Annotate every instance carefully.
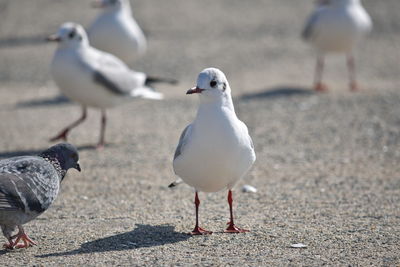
[91,0,130,12]
[47,22,89,48]
[187,68,231,104]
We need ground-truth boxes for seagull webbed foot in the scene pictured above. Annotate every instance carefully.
[190,226,212,235]
[314,82,328,92]
[225,223,249,233]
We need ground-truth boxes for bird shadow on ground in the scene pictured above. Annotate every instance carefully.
[16,95,71,108]
[240,86,314,100]
[0,145,100,159]
[0,34,47,48]
[36,224,190,257]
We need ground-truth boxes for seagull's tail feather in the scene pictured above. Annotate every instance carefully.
[130,87,164,100]
[168,178,183,188]
[145,76,179,86]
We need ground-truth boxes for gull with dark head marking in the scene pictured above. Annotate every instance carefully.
[302,0,372,91]
[47,22,176,149]
[0,143,80,249]
[171,68,256,235]
[88,0,147,64]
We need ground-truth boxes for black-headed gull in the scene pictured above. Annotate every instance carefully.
[47,22,176,149]
[88,0,147,64]
[172,68,256,235]
[0,143,80,249]
[302,0,372,91]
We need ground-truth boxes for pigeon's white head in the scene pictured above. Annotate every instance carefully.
[47,22,89,48]
[187,68,231,103]
[91,0,131,12]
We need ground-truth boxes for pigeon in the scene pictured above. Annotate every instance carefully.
[0,143,80,249]
[302,0,372,91]
[171,68,256,235]
[88,0,147,64]
[47,22,176,148]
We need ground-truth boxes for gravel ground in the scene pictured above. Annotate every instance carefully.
[0,0,399,266]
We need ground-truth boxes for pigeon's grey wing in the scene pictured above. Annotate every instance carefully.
[90,50,146,96]
[173,124,193,161]
[0,157,59,213]
[302,10,322,40]
[0,173,43,213]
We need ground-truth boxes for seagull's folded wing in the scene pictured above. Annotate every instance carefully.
[302,8,323,40]
[91,51,147,96]
[173,124,193,161]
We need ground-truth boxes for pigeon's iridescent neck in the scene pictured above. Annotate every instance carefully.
[39,155,67,180]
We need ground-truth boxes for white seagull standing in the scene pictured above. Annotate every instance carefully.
[302,0,372,91]
[47,22,176,148]
[88,0,147,64]
[171,68,256,235]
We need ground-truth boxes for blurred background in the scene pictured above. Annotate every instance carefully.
[0,0,399,92]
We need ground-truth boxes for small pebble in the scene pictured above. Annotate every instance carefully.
[242,184,257,193]
[291,243,307,248]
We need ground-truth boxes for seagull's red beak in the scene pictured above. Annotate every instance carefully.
[186,87,204,95]
[46,34,61,42]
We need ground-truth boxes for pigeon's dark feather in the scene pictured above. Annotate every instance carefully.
[0,156,61,213]
[0,173,45,213]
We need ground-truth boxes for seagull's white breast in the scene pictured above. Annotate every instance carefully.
[173,106,255,192]
[311,5,372,53]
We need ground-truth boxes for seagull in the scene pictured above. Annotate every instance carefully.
[171,68,256,235]
[47,22,176,149]
[0,143,80,249]
[88,0,147,64]
[302,0,372,91]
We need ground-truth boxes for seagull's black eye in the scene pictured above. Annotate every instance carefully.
[210,80,217,87]
[68,30,75,39]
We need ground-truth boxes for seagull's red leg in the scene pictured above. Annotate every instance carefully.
[10,226,36,249]
[50,106,87,142]
[225,190,249,233]
[96,109,107,150]
[347,54,359,91]
[313,54,328,92]
[190,191,212,235]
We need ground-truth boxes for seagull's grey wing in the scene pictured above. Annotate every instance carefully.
[302,10,322,40]
[173,124,193,161]
[90,50,146,96]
